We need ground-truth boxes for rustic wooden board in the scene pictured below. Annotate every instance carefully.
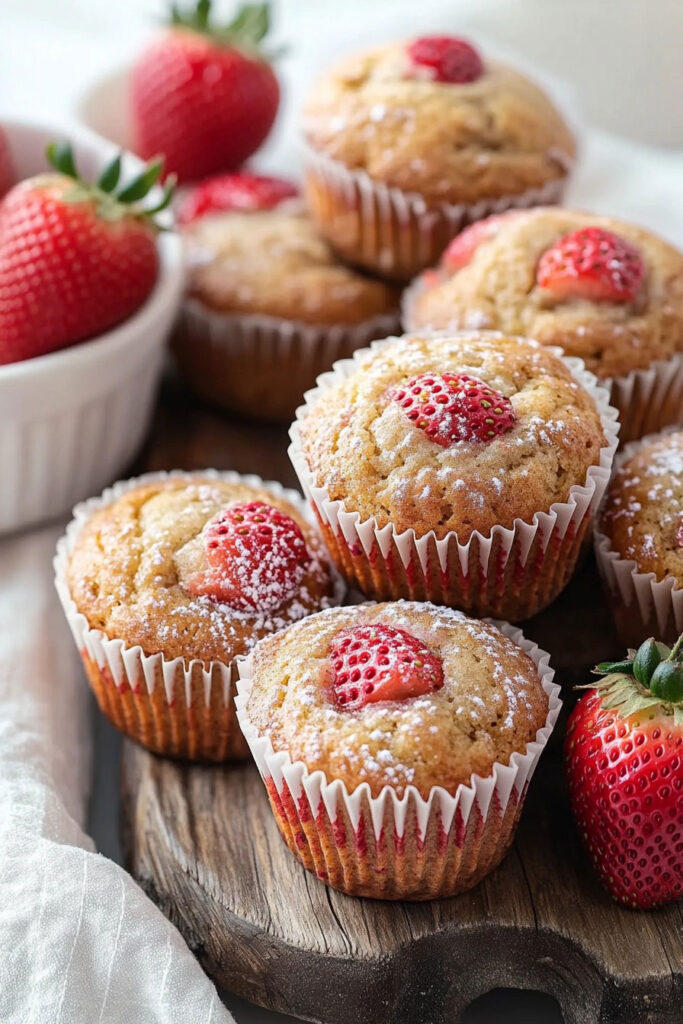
[120,373,682,1024]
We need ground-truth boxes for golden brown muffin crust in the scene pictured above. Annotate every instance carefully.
[408,208,683,378]
[67,478,338,664]
[184,209,400,324]
[599,430,683,584]
[303,44,575,205]
[298,331,606,541]
[246,601,549,798]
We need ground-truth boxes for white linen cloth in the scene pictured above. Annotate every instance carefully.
[0,527,233,1024]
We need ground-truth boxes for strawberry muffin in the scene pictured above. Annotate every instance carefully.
[303,36,575,281]
[236,601,560,899]
[55,471,341,761]
[406,208,683,443]
[175,175,400,421]
[595,428,683,645]
[290,331,618,620]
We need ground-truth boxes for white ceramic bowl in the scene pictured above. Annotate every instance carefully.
[77,66,133,150]
[0,119,184,535]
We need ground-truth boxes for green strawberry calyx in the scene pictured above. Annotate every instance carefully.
[587,631,683,725]
[168,1,282,59]
[46,141,175,227]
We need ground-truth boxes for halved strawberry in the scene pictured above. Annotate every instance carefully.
[329,624,444,710]
[443,213,512,271]
[565,633,683,909]
[407,36,484,84]
[178,171,298,224]
[186,501,309,610]
[536,227,644,303]
[390,372,515,446]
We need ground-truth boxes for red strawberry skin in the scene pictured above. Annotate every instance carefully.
[0,128,15,199]
[131,29,279,184]
[178,171,298,224]
[443,212,521,272]
[0,177,158,366]
[407,36,484,84]
[329,624,444,711]
[187,501,309,610]
[537,227,645,303]
[391,372,516,446]
[565,690,683,908]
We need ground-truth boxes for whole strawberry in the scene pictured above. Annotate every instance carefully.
[131,1,280,184]
[0,126,15,199]
[0,143,173,366]
[178,170,298,224]
[565,633,683,909]
[390,372,516,446]
[537,227,644,303]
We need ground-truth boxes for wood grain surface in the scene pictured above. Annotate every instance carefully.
[120,373,682,1024]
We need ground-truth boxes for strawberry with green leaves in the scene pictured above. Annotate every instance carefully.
[131,1,280,183]
[0,142,173,365]
[565,632,683,909]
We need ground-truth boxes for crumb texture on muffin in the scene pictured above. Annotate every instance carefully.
[184,209,399,324]
[67,478,337,663]
[409,208,683,378]
[246,601,549,798]
[599,429,683,583]
[303,45,575,205]
[298,331,606,540]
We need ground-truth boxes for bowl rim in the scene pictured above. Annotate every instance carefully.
[0,116,184,384]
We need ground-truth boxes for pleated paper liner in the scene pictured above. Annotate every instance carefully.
[594,430,683,647]
[174,300,401,423]
[235,620,560,900]
[289,335,620,622]
[304,147,572,282]
[54,470,345,762]
[403,277,683,448]
[609,352,683,446]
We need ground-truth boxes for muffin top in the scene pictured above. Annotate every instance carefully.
[599,429,683,584]
[67,477,338,664]
[297,331,607,540]
[184,209,400,325]
[408,208,683,378]
[245,601,549,798]
[303,41,575,206]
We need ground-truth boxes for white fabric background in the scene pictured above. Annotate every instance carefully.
[0,530,233,1024]
[0,3,681,1024]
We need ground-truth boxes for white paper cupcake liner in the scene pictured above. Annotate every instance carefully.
[594,429,683,646]
[403,278,683,448]
[606,352,683,446]
[54,469,345,762]
[174,299,401,423]
[288,333,620,621]
[235,619,561,900]
[304,146,572,282]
